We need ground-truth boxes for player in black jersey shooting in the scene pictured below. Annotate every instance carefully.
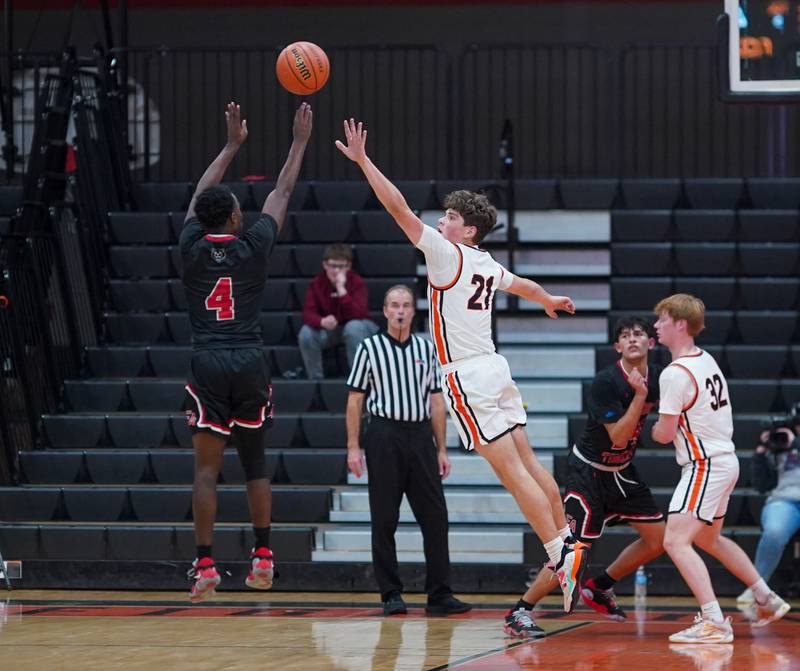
[504,316,667,637]
[180,101,313,601]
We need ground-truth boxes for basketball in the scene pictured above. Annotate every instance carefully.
[276,41,330,95]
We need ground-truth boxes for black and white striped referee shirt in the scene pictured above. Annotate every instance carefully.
[346,332,442,422]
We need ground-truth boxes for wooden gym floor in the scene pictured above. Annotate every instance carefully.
[0,590,796,670]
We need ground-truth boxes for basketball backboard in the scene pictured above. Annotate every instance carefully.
[720,0,800,101]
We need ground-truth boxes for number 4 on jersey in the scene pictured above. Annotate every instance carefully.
[205,277,235,321]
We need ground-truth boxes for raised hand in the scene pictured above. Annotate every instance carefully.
[627,368,649,397]
[543,295,576,319]
[293,102,313,143]
[334,118,368,165]
[225,101,248,147]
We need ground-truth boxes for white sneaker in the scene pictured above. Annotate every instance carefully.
[736,587,753,607]
[668,614,734,644]
[747,592,791,628]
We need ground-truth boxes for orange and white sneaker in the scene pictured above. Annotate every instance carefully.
[745,592,790,628]
[669,614,734,644]
[554,541,590,613]
[245,547,274,590]
[188,557,221,603]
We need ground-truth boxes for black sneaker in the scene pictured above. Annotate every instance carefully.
[425,594,472,616]
[581,579,627,621]
[382,591,407,615]
[504,608,546,638]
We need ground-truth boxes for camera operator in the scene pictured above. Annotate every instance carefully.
[739,406,800,607]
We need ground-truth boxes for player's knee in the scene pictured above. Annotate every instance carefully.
[662,532,686,556]
[298,325,317,347]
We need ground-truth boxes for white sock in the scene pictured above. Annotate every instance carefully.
[750,578,771,604]
[700,600,724,624]
[558,525,572,541]
[543,536,565,566]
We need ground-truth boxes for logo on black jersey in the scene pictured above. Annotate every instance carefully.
[211,248,226,263]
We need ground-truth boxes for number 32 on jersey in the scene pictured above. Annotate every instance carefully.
[205,277,235,321]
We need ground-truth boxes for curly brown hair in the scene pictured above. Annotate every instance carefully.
[442,190,497,244]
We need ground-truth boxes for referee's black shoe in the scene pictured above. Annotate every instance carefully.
[382,591,408,615]
[425,594,472,616]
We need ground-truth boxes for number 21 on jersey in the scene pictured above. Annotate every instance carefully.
[205,277,235,321]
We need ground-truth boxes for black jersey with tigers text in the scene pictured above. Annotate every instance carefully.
[575,361,662,468]
[179,214,277,349]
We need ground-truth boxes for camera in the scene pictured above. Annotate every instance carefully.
[761,402,800,452]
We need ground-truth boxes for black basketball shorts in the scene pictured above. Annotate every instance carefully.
[563,453,664,542]
[183,347,273,437]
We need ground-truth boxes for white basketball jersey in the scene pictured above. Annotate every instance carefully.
[659,349,736,466]
[416,225,513,366]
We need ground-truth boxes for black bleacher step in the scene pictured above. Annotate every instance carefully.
[282,450,347,485]
[62,487,129,522]
[301,413,347,448]
[738,210,800,242]
[64,380,128,412]
[109,279,171,312]
[674,210,736,242]
[746,178,800,209]
[133,182,192,212]
[85,346,148,377]
[356,244,419,277]
[0,523,315,562]
[127,379,184,412]
[105,415,171,449]
[0,184,23,216]
[610,277,672,310]
[673,278,736,310]
[0,487,61,521]
[261,279,294,310]
[738,243,799,277]
[110,245,172,278]
[395,180,437,210]
[251,181,310,212]
[610,243,672,276]
[355,211,411,242]
[674,242,736,276]
[85,451,150,484]
[736,311,798,346]
[293,212,355,242]
[782,379,800,410]
[683,178,744,209]
[559,179,619,209]
[318,380,347,413]
[108,212,172,244]
[726,346,789,379]
[739,278,800,311]
[513,180,560,210]
[106,313,166,344]
[621,179,682,209]
[20,452,84,485]
[312,181,372,211]
[271,379,316,412]
[148,346,192,376]
[272,346,304,376]
[43,415,106,449]
[611,210,672,242]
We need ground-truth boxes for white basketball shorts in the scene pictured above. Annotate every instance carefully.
[441,352,527,451]
[668,451,739,525]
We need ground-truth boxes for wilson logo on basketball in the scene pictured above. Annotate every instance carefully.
[291,48,312,81]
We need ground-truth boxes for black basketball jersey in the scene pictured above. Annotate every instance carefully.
[575,360,662,468]
[179,214,277,349]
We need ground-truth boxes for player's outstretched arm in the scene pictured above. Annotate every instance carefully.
[262,103,313,232]
[505,275,576,319]
[185,102,248,221]
[335,118,424,245]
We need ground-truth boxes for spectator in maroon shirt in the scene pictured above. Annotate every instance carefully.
[298,243,378,378]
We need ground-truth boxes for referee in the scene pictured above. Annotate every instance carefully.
[346,284,471,616]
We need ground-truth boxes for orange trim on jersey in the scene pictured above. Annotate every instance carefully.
[670,363,699,411]
[429,289,448,365]
[446,372,481,447]
[674,349,704,360]
[678,415,703,462]
[428,244,463,291]
[686,458,707,512]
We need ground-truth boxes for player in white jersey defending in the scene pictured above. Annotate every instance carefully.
[335,118,589,612]
[651,294,790,643]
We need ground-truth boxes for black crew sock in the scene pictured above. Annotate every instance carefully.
[254,526,271,549]
[196,545,213,560]
[515,598,535,611]
[590,570,616,591]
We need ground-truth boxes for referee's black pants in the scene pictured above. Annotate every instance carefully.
[364,416,452,601]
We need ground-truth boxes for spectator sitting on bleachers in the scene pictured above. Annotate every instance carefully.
[298,243,378,378]
[739,407,800,610]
